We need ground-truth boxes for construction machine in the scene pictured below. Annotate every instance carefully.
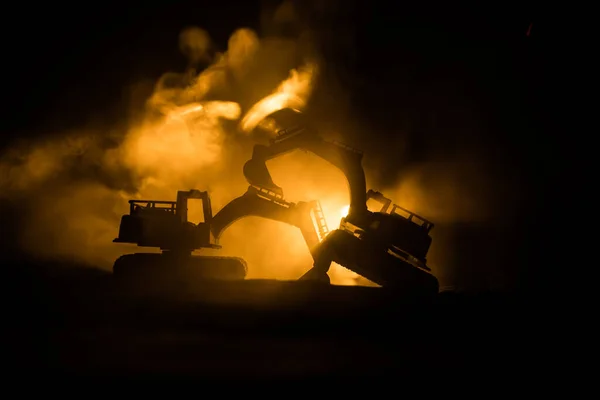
[244,108,439,295]
[210,185,330,253]
[112,185,329,284]
[112,189,247,284]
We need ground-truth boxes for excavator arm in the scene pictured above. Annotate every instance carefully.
[210,185,329,259]
[243,108,368,223]
[235,109,438,291]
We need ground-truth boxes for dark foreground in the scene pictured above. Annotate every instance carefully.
[6,257,552,381]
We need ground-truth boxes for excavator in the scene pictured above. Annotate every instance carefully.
[243,108,439,295]
[112,185,330,285]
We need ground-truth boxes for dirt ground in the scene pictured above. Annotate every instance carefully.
[6,259,550,381]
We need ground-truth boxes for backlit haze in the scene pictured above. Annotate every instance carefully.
[0,1,513,288]
[0,8,365,285]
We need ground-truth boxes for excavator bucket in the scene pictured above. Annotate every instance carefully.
[251,107,308,137]
[243,159,283,196]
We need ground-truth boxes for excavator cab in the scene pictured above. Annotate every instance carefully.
[366,189,392,213]
[113,190,219,252]
[363,190,433,267]
[112,190,247,285]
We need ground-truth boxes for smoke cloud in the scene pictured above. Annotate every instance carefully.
[1,1,521,290]
[0,1,364,286]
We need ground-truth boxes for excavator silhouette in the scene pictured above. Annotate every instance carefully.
[112,185,330,284]
[244,108,439,295]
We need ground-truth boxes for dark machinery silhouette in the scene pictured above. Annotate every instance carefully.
[112,185,329,283]
[113,189,246,283]
[210,185,330,255]
[244,108,439,295]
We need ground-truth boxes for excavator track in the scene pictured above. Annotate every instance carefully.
[113,253,247,287]
[320,230,439,297]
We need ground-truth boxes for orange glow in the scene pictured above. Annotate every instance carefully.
[0,21,376,287]
[340,205,349,218]
[5,12,490,289]
[119,100,241,181]
[240,63,316,134]
[1,2,514,292]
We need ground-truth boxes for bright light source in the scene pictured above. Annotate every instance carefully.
[340,205,350,218]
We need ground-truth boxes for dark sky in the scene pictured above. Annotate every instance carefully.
[3,1,543,143]
[1,1,556,291]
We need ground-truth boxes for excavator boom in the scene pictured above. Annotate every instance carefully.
[111,185,329,285]
[210,185,329,258]
[243,108,368,220]
[243,108,439,294]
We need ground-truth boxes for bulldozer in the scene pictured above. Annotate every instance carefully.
[244,108,439,295]
[112,185,330,285]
